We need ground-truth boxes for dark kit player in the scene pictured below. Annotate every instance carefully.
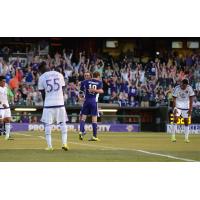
[79,71,103,141]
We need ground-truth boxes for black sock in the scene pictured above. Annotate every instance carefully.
[0,123,3,135]
[3,122,6,135]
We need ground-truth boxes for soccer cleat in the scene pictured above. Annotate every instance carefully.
[79,132,83,140]
[171,135,176,142]
[79,132,86,140]
[184,139,190,143]
[88,136,100,141]
[171,138,176,142]
[45,147,54,151]
[5,135,10,140]
[62,144,69,151]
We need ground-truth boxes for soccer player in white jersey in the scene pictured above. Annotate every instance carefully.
[38,62,69,151]
[172,79,195,143]
[0,76,12,140]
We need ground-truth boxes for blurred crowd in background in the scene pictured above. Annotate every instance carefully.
[1,46,200,110]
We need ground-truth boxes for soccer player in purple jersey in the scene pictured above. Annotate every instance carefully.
[79,71,103,141]
[78,71,91,121]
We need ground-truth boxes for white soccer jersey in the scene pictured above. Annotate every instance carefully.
[38,71,65,107]
[172,85,195,109]
[0,86,9,108]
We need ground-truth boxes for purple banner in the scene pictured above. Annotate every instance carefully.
[11,123,140,132]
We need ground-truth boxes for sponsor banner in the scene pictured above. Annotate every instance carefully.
[11,123,29,132]
[11,123,140,133]
[166,124,200,134]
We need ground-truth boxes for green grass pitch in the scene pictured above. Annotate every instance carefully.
[0,131,200,162]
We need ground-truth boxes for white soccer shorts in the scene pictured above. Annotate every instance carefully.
[41,107,68,125]
[0,108,11,119]
[174,107,189,119]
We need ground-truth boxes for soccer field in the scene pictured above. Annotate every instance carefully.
[0,131,200,162]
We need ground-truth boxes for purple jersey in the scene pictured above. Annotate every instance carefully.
[109,80,118,93]
[128,86,137,97]
[120,82,129,93]
[80,79,103,116]
[80,79,103,103]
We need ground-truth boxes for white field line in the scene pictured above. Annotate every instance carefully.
[69,141,198,162]
[17,133,31,137]
[14,133,199,162]
[1,148,44,150]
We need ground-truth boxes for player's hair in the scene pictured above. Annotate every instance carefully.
[0,76,6,81]
[38,61,47,73]
[84,71,90,75]
[93,71,100,78]
[182,78,189,85]
[84,71,91,77]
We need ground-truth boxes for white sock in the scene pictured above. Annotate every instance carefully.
[184,125,189,140]
[172,124,177,137]
[5,123,10,138]
[60,123,68,145]
[45,124,52,148]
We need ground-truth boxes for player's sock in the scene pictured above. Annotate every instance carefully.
[60,123,68,145]
[172,124,177,140]
[45,124,52,148]
[184,125,189,140]
[0,123,3,136]
[92,122,97,137]
[80,120,85,133]
[5,123,10,138]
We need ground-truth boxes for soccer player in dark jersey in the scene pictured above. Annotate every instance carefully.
[79,71,103,141]
[78,71,91,121]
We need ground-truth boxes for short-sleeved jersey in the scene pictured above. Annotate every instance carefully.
[172,85,195,109]
[80,79,103,103]
[38,71,65,107]
[0,86,9,108]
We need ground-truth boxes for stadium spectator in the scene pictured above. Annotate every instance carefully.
[20,112,30,123]
[140,90,149,108]
[32,89,43,106]
[109,91,118,104]
[0,46,199,109]
[9,75,19,91]
[30,116,38,123]
[195,79,200,93]
[25,66,35,85]
[129,96,139,107]
[193,96,200,108]
[67,82,78,105]
[118,91,128,107]
[94,59,104,77]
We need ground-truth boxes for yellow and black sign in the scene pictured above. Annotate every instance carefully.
[170,114,191,125]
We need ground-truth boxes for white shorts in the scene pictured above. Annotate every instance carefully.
[174,107,189,119]
[41,107,68,125]
[0,108,11,119]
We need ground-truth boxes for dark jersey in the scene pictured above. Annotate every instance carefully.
[80,79,103,103]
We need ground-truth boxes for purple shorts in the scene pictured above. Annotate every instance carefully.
[80,101,98,116]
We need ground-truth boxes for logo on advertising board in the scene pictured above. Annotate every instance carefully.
[167,124,200,134]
